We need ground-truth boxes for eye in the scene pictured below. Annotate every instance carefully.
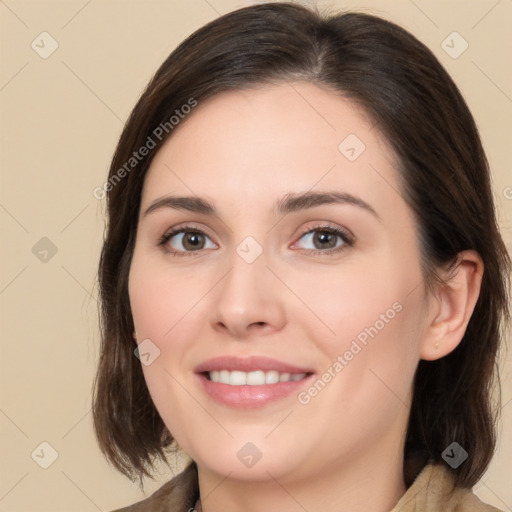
[292,224,353,255]
[158,225,216,256]
[158,223,353,257]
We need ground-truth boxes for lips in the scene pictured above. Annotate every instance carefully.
[194,355,313,374]
[194,356,314,409]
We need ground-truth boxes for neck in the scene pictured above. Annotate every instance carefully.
[196,447,407,512]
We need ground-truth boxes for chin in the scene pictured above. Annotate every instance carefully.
[188,436,313,483]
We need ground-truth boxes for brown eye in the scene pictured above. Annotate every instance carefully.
[179,231,206,251]
[294,225,353,255]
[311,230,338,249]
[159,227,216,255]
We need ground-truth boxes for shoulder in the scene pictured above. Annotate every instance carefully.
[109,462,199,512]
[392,463,503,512]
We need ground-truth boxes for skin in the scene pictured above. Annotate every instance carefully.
[128,82,483,512]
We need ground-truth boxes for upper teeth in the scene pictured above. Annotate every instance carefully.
[208,370,306,386]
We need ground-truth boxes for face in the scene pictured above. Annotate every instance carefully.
[128,82,431,484]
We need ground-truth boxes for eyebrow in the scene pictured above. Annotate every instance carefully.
[143,190,380,220]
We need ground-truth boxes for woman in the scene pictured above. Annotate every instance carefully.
[92,3,510,511]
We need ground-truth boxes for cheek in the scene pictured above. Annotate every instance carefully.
[128,257,196,400]
[128,257,201,436]
[298,285,424,450]
[291,255,422,349]
[293,252,425,403]
[129,254,207,344]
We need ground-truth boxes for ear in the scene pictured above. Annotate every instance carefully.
[421,250,484,361]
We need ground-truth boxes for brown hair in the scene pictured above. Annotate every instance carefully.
[92,2,511,489]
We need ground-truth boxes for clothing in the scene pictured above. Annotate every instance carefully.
[111,461,502,512]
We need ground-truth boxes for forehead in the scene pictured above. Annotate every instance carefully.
[142,82,402,216]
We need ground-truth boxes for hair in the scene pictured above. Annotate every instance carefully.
[92,1,510,490]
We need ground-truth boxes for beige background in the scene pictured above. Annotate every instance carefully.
[0,0,511,510]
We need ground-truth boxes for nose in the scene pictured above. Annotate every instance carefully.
[211,249,287,340]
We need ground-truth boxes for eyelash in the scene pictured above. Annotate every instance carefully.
[158,223,354,257]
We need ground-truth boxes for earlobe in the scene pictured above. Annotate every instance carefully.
[420,250,484,361]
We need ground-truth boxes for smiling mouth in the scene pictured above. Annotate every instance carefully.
[205,370,310,386]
